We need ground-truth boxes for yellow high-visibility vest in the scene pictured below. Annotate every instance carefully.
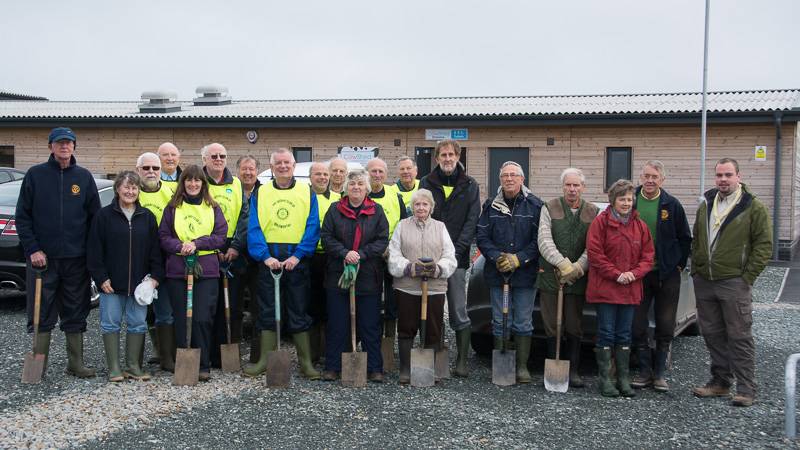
[173,202,216,256]
[207,177,243,238]
[138,182,175,225]
[257,181,311,244]
[371,184,402,237]
[316,190,341,252]
[396,179,419,213]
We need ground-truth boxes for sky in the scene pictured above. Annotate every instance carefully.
[2,0,798,101]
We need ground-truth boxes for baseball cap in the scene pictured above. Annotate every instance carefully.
[48,127,77,144]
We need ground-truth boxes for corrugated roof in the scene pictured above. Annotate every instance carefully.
[0,90,48,101]
[0,89,798,120]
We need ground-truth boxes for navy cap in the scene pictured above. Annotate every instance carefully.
[48,127,76,144]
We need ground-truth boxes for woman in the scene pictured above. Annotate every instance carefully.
[320,168,389,383]
[586,179,654,398]
[88,171,163,382]
[159,164,227,382]
[388,189,457,384]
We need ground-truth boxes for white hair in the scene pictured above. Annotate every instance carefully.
[346,168,371,193]
[410,188,435,211]
[269,148,295,165]
[499,161,524,177]
[560,167,585,185]
[136,152,160,168]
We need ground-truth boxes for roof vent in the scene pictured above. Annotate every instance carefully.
[139,91,181,113]
[194,85,231,106]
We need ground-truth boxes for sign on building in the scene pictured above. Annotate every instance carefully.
[339,146,378,164]
[425,129,469,141]
[754,145,767,161]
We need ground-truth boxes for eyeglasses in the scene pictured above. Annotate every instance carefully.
[500,173,522,179]
[209,154,227,160]
[139,166,160,171]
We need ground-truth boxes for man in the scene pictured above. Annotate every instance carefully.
[536,167,598,388]
[158,142,182,183]
[308,161,341,361]
[691,158,771,407]
[16,127,101,378]
[420,139,480,377]
[245,148,321,379]
[328,157,349,195]
[395,156,419,214]
[136,152,178,371]
[630,160,692,392]
[366,158,408,345]
[477,161,542,383]
[201,143,247,368]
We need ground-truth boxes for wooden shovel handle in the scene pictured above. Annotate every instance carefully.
[555,284,564,360]
[350,284,357,352]
[32,273,42,352]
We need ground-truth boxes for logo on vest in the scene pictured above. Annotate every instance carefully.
[71,184,80,195]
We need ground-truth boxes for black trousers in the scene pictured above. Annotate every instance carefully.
[26,257,91,334]
[168,277,218,372]
[255,258,312,333]
[632,269,681,350]
[309,252,328,324]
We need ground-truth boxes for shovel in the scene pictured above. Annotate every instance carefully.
[21,266,46,384]
[220,263,240,373]
[266,267,290,388]
[411,258,435,387]
[380,324,395,374]
[174,254,200,386]
[544,282,570,393]
[492,273,515,386]
[341,263,367,387]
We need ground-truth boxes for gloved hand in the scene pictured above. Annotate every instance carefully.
[497,253,520,273]
[338,263,359,289]
[417,259,437,278]
[559,261,584,286]
[404,262,427,278]
[556,259,574,277]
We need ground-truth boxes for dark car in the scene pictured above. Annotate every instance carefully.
[0,168,26,184]
[0,179,115,303]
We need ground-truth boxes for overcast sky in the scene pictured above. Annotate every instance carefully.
[2,0,797,101]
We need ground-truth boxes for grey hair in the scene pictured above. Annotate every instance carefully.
[113,170,141,198]
[642,160,666,178]
[434,139,461,159]
[136,152,160,168]
[236,154,260,170]
[499,161,525,178]
[410,188,435,211]
[328,157,347,167]
[397,156,416,167]
[560,167,585,185]
[607,179,635,205]
[200,143,226,159]
[346,168,371,193]
[269,148,294,165]
[366,158,387,171]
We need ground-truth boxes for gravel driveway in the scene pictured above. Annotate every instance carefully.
[1,267,798,449]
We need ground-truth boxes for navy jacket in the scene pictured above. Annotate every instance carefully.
[633,186,692,280]
[15,154,101,258]
[87,199,164,296]
[476,186,543,288]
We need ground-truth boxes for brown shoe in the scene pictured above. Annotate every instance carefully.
[631,374,652,389]
[322,371,338,382]
[653,378,669,392]
[199,372,211,382]
[368,372,384,383]
[692,384,730,398]
[732,394,754,407]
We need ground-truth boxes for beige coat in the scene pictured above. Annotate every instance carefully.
[388,215,457,295]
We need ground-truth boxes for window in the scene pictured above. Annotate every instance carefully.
[605,147,632,191]
[292,147,312,163]
[0,146,14,167]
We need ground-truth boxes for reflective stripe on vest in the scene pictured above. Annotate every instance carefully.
[174,202,216,256]
[207,177,243,238]
[397,179,419,212]
[371,184,402,237]
[138,182,175,225]
[257,181,311,244]
[316,190,341,252]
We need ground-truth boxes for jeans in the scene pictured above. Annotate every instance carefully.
[489,286,535,337]
[99,293,147,334]
[595,303,635,347]
[153,283,173,325]
[446,268,471,331]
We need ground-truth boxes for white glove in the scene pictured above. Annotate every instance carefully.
[134,274,158,306]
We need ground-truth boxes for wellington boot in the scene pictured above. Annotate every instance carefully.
[293,332,321,380]
[566,336,584,388]
[514,335,532,384]
[615,345,635,397]
[309,324,322,364]
[124,333,151,381]
[595,347,619,397]
[398,338,412,384]
[102,333,124,382]
[34,331,51,374]
[243,331,276,377]
[453,328,471,377]
[653,348,670,392]
[65,333,96,378]
[147,326,160,365]
[156,325,176,372]
[384,319,397,339]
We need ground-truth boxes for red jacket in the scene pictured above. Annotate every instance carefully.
[586,207,654,305]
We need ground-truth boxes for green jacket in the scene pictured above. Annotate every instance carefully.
[691,183,772,285]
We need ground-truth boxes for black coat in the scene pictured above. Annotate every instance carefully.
[633,186,693,280]
[87,199,164,296]
[321,197,389,295]
[419,163,481,268]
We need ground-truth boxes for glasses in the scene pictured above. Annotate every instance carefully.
[139,166,160,171]
[500,173,522,179]
[209,154,227,160]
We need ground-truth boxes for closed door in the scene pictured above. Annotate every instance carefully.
[488,148,529,196]
[415,147,433,178]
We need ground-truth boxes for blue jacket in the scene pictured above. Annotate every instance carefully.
[15,154,100,258]
[477,186,543,288]
[633,186,692,280]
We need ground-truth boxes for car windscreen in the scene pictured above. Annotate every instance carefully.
[0,183,21,207]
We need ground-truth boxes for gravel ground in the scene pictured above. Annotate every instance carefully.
[1,267,799,449]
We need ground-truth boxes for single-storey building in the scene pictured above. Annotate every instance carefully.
[0,87,798,259]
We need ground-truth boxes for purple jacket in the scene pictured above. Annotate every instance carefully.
[159,202,227,279]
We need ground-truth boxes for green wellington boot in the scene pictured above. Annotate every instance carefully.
[453,328,471,377]
[398,338,412,384]
[515,335,532,384]
[147,326,160,365]
[124,333,152,381]
[243,331,277,377]
[293,331,321,380]
[65,333,96,378]
[595,346,619,397]
[156,325,176,372]
[102,333,124,382]
[34,331,51,374]
[615,345,635,397]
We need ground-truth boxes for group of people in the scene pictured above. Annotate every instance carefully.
[18,127,771,407]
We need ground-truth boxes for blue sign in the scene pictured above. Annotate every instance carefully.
[451,129,468,140]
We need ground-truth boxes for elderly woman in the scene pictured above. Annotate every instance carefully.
[320,168,389,383]
[159,165,227,382]
[388,189,457,384]
[586,179,654,398]
[88,171,164,382]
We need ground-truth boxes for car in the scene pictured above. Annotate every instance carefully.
[257,161,364,185]
[465,202,698,356]
[0,167,26,184]
[0,178,115,305]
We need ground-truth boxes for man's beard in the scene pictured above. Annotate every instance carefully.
[142,178,159,191]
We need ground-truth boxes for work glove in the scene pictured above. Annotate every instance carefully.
[556,259,574,277]
[496,253,520,273]
[559,261,585,286]
[417,259,438,278]
[338,263,359,289]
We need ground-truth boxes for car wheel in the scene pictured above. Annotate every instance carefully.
[471,331,493,357]
[90,281,100,309]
